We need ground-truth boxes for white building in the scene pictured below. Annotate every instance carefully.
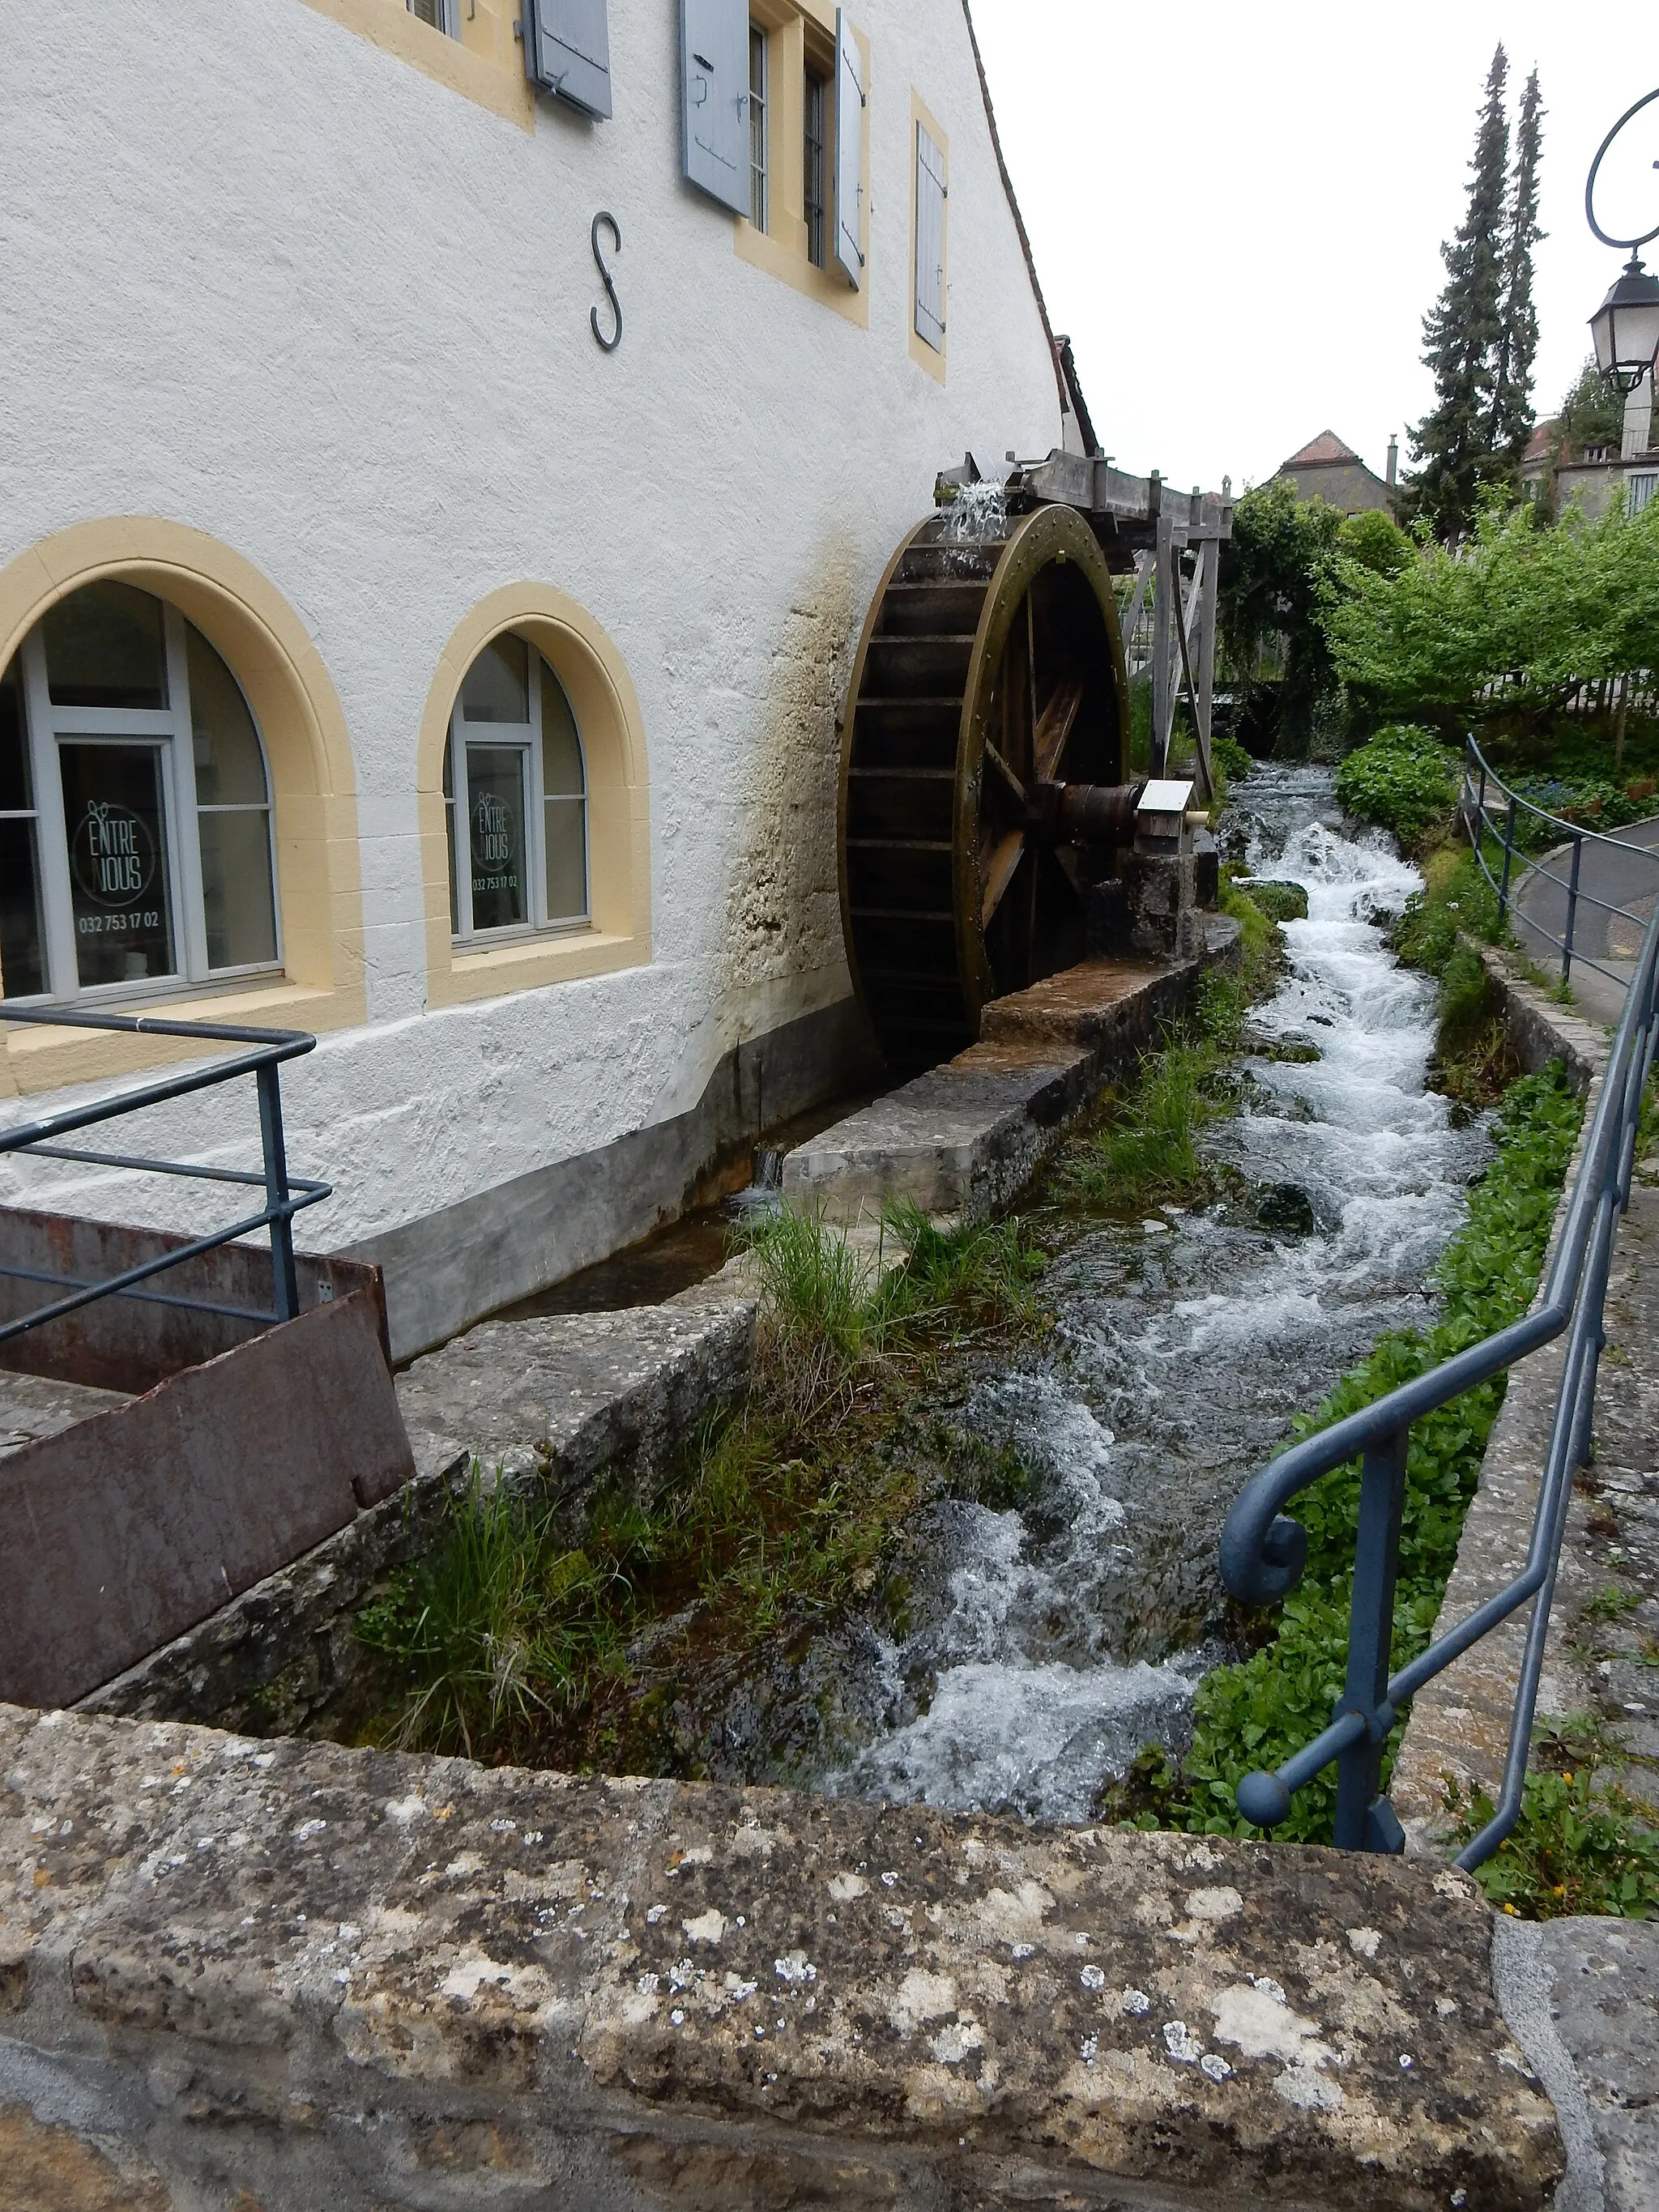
[0,0,1083,1355]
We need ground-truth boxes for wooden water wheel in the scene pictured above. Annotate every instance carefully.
[839,501,1135,1069]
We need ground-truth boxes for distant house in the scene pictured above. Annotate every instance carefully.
[1522,392,1659,522]
[1273,430,1398,515]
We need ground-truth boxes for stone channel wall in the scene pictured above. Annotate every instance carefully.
[81,948,1230,1746]
[0,1704,1563,2211]
[1393,944,1608,1839]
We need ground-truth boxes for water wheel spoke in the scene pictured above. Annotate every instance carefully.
[981,829,1026,927]
[983,739,1026,813]
[1033,673,1085,784]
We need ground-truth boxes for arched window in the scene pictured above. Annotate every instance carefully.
[443,633,589,940]
[0,582,279,1001]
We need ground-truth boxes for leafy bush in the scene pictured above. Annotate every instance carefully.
[1324,492,1659,729]
[1209,734,1256,785]
[1116,1064,1583,1843]
[1334,725,1461,850]
[1335,507,1414,577]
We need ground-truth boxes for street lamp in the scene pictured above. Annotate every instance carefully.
[1586,90,1659,393]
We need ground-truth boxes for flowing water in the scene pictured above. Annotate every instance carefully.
[821,765,1489,1822]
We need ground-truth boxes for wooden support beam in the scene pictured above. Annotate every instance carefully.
[1194,536,1219,802]
[1151,511,1175,778]
[1118,552,1153,669]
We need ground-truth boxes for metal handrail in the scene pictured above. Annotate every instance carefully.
[1218,790,1659,1866]
[0,1007,328,1339]
[1461,735,1659,994]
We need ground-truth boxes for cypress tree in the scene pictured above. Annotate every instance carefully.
[1494,67,1545,467]
[1406,45,1512,539]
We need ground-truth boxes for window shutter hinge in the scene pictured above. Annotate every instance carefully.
[514,17,523,39]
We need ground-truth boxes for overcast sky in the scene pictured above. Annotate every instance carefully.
[968,2,1659,494]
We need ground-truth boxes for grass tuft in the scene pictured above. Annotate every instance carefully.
[1456,1761,1659,1920]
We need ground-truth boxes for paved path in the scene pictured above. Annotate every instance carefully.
[1519,1157,1659,2211]
[1514,814,1659,1026]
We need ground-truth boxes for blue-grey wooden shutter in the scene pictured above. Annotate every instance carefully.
[680,0,750,215]
[833,11,864,287]
[525,0,612,119]
[915,121,947,348]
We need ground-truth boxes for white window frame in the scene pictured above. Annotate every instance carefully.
[1627,471,1657,518]
[6,605,281,1006]
[748,20,770,234]
[407,0,459,36]
[446,646,590,944]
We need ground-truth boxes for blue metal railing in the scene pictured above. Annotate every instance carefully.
[1462,735,1659,996]
[1220,778,1659,1868]
[0,1008,329,1340]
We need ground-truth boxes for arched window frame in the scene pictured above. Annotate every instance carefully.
[444,638,590,944]
[4,595,281,1004]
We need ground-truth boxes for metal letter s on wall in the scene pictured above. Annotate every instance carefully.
[591,211,622,352]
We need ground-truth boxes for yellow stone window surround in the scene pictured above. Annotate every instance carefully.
[736,2,871,326]
[0,522,368,1100]
[416,584,651,1011]
[296,0,535,131]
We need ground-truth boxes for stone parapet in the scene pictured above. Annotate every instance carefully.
[0,1704,1561,2211]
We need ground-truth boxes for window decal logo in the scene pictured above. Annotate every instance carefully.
[471,787,519,893]
[73,801,156,909]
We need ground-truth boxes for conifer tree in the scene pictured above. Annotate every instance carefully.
[1494,67,1545,466]
[1406,46,1512,539]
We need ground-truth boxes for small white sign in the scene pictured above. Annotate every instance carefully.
[1139,779,1196,814]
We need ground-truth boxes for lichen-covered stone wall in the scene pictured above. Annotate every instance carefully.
[0,1704,1561,2210]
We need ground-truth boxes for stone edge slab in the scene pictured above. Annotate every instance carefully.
[0,1703,1562,2212]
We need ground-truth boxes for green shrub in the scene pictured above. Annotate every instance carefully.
[1246,880,1310,926]
[1210,734,1256,785]
[1335,507,1414,578]
[1393,843,1502,976]
[1334,724,1461,850]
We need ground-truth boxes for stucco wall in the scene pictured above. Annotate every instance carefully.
[0,0,1062,1263]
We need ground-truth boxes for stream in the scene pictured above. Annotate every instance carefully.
[810,764,1490,1821]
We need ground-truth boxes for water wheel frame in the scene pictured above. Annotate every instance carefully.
[838,502,1132,1068]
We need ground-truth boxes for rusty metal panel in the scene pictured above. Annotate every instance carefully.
[0,1286,414,1710]
[0,1207,385,1395]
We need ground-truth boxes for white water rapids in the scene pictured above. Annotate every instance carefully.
[825,765,1489,1822]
